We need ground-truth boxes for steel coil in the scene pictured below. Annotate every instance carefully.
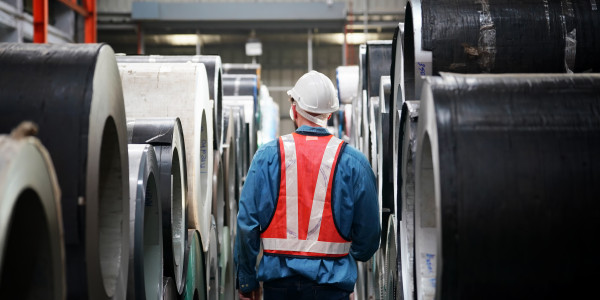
[0,43,129,299]
[220,108,238,300]
[212,153,226,255]
[369,96,381,174]
[162,277,177,300]
[223,96,253,180]
[416,73,600,299]
[404,0,600,101]
[115,55,224,150]
[207,216,219,300]
[355,44,368,153]
[367,41,393,103]
[222,63,261,87]
[0,135,65,299]
[223,75,259,156]
[367,249,386,300]
[355,261,367,300]
[127,118,188,293]
[127,144,163,300]
[336,65,360,105]
[378,76,394,234]
[181,230,206,300]
[118,62,215,257]
[384,214,399,300]
[399,102,419,300]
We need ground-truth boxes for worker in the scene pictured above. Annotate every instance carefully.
[235,70,380,299]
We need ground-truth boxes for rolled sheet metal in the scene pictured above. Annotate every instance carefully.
[367,249,385,300]
[118,62,215,256]
[212,154,226,253]
[207,216,219,300]
[378,76,394,235]
[115,55,224,150]
[0,43,129,299]
[223,96,254,178]
[181,230,206,300]
[222,75,259,156]
[416,73,600,300]
[353,44,368,152]
[127,118,188,293]
[369,96,380,174]
[391,22,406,115]
[162,277,177,300]
[366,40,393,102]
[336,65,360,105]
[222,63,261,89]
[221,109,238,300]
[0,135,65,299]
[384,214,399,300]
[404,0,600,100]
[399,102,419,300]
[355,261,367,300]
[127,144,163,300]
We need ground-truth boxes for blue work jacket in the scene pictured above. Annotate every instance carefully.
[235,125,380,293]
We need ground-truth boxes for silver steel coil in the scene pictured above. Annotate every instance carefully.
[0,135,65,299]
[399,102,419,300]
[416,73,600,300]
[222,76,259,157]
[118,62,215,258]
[384,214,399,300]
[355,44,368,154]
[336,65,360,105]
[181,230,206,300]
[127,144,163,300]
[378,76,394,237]
[0,43,129,299]
[212,152,226,257]
[220,108,238,300]
[162,277,177,300]
[127,118,188,293]
[115,55,224,153]
[223,97,251,184]
[207,216,219,300]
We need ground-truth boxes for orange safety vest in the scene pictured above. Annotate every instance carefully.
[261,133,352,257]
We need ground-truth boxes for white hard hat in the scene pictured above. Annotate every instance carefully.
[287,71,340,114]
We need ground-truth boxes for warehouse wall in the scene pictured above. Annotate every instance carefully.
[98,0,404,14]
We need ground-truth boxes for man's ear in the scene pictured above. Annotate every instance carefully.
[293,105,298,120]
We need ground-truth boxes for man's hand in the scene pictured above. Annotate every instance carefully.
[239,288,261,300]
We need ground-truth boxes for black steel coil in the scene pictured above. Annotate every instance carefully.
[0,43,129,299]
[416,73,600,299]
[127,118,188,294]
[404,0,600,100]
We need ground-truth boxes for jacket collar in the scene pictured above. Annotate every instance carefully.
[295,125,331,136]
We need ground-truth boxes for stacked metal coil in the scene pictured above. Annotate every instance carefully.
[126,144,163,300]
[115,55,224,150]
[0,134,65,299]
[181,230,205,300]
[127,118,188,294]
[0,43,130,299]
[403,0,600,101]
[415,73,600,300]
[118,62,218,299]
[222,74,259,157]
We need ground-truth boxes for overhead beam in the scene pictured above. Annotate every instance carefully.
[132,2,346,22]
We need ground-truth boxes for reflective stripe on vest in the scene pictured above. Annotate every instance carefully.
[261,133,351,257]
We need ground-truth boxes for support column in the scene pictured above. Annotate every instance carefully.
[33,0,48,43]
[307,29,313,72]
[137,24,145,54]
[196,30,202,55]
[84,0,97,43]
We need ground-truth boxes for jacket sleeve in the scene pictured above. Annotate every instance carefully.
[349,156,381,262]
[234,154,264,293]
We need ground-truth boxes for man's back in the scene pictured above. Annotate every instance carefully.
[235,125,380,296]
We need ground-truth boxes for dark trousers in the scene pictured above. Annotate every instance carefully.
[263,275,351,300]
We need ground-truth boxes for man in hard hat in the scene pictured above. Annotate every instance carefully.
[235,70,379,299]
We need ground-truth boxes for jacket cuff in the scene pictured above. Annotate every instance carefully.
[238,273,259,293]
